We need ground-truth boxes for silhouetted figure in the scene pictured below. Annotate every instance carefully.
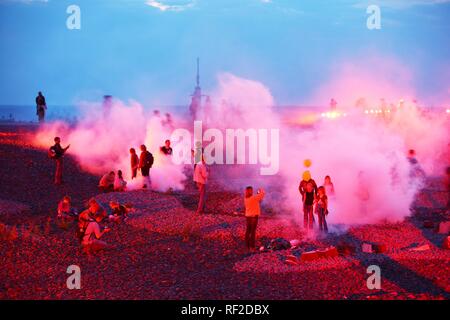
[139,144,154,189]
[299,170,318,231]
[36,91,47,123]
[407,149,425,180]
[130,148,139,179]
[103,95,113,118]
[329,98,337,110]
[49,136,70,185]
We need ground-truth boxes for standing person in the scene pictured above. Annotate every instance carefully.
[315,186,328,233]
[244,186,265,252]
[49,137,70,185]
[139,144,154,189]
[160,140,173,155]
[329,98,337,110]
[36,91,47,123]
[323,175,335,197]
[130,148,139,179]
[302,182,316,230]
[193,156,208,214]
[299,170,318,196]
[299,170,318,229]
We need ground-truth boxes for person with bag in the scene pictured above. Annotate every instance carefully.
[49,136,70,185]
[139,144,154,189]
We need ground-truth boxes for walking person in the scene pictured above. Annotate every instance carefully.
[36,91,47,123]
[49,136,70,185]
[139,144,154,189]
[244,186,265,252]
[193,155,208,214]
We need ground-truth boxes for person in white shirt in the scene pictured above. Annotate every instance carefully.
[193,156,209,214]
[114,170,127,192]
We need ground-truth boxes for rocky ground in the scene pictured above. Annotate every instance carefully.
[0,124,449,300]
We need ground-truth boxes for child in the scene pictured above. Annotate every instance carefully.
[323,175,335,197]
[315,186,328,233]
[114,170,127,192]
[130,148,139,179]
[244,186,265,252]
[57,196,78,220]
[303,182,315,230]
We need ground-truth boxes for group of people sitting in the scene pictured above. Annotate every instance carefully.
[98,170,127,192]
[56,196,131,253]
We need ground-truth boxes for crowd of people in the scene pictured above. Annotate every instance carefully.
[49,130,431,254]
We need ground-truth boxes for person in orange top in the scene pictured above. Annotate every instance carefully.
[244,186,265,251]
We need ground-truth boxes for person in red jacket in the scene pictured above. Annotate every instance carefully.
[139,144,154,189]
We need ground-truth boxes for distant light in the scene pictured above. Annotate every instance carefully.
[364,110,369,114]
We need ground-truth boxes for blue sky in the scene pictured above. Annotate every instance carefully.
[0,0,449,106]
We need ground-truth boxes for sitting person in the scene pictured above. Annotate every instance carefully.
[108,200,129,223]
[81,213,111,253]
[57,195,78,220]
[114,170,127,192]
[79,198,107,227]
[99,171,115,192]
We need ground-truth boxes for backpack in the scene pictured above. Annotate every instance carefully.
[145,151,154,168]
